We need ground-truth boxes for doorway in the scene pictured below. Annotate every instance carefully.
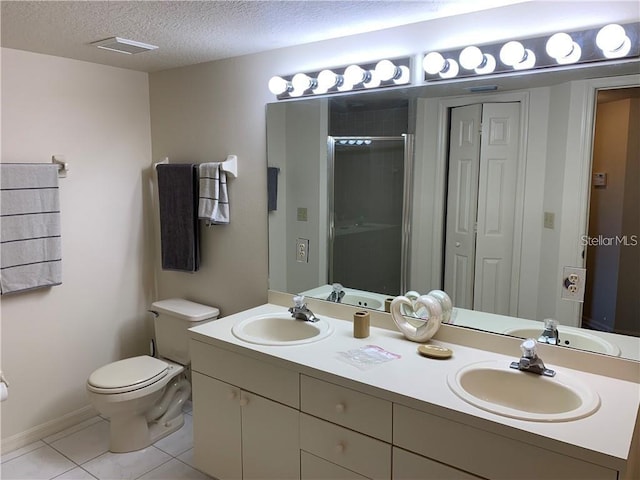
[583,87,639,336]
[444,102,521,314]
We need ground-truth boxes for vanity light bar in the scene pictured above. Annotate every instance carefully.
[268,57,412,100]
[423,22,639,81]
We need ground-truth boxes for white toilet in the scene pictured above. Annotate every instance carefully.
[86,298,219,453]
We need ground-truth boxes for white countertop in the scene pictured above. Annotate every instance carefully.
[189,302,640,471]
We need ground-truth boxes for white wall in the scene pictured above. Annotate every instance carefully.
[1,49,153,448]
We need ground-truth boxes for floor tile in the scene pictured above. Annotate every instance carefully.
[49,420,110,464]
[43,417,104,444]
[1,445,75,480]
[153,415,193,457]
[137,459,211,480]
[176,449,196,468]
[52,466,98,479]
[81,446,171,480]
[1,440,46,464]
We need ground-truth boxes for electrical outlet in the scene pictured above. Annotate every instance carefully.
[543,211,555,229]
[296,238,309,263]
[561,266,586,302]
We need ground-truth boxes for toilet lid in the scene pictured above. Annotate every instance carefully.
[88,356,168,393]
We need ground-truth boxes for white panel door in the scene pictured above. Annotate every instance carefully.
[444,104,482,309]
[474,103,520,314]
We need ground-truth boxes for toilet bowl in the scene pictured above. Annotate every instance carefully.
[87,299,219,453]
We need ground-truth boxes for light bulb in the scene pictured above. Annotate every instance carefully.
[364,70,382,88]
[393,65,411,84]
[375,59,399,81]
[500,41,525,66]
[439,58,459,78]
[268,76,290,95]
[459,46,484,70]
[596,24,631,58]
[423,52,446,75]
[546,33,581,64]
[291,73,315,92]
[344,65,369,86]
[316,69,341,92]
[475,54,496,74]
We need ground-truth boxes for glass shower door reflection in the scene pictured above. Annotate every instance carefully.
[328,135,412,297]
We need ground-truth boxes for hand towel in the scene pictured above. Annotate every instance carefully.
[1,163,62,294]
[198,162,229,225]
[156,164,200,272]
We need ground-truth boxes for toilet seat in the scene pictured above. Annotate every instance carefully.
[87,356,168,394]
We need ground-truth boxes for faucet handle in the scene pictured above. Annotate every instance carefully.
[332,283,343,292]
[520,338,538,358]
[543,318,558,330]
[293,295,306,308]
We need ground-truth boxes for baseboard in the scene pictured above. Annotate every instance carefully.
[1,405,98,455]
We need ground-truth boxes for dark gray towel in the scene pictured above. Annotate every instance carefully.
[156,164,200,272]
[267,166,279,212]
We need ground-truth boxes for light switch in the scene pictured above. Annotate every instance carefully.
[592,172,607,187]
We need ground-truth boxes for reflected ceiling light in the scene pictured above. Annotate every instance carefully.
[459,46,496,74]
[364,70,382,88]
[291,73,316,92]
[423,52,459,78]
[596,24,631,58]
[546,33,581,64]
[499,41,536,69]
[268,76,291,95]
[394,65,411,84]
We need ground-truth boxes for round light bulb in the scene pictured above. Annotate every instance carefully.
[291,73,314,92]
[596,24,631,58]
[344,65,367,86]
[439,58,459,79]
[513,49,536,70]
[500,41,526,67]
[268,76,289,95]
[364,70,381,88]
[475,54,496,74]
[393,65,411,84]
[423,52,446,75]
[316,69,340,92]
[459,46,484,70]
[375,59,398,81]
[546,33,581,64]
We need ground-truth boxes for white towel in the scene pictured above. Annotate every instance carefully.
[1,164,62,294]
[198,163,229,225]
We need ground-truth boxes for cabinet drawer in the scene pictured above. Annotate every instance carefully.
[393,447,481,480]
[301,451,369,480]
[393,404,617,480]
[191,339,299,408]
[301,375,392,442]
[300,413,391,480]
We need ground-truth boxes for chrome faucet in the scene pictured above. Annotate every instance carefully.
[510,338,556,377]
[326,283,345,303]
[288,295,319,323]
[538,318,561,345]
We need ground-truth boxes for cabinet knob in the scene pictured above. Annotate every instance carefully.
[335,403,346,414]
[334,443,345,454]
[239,396,249,407]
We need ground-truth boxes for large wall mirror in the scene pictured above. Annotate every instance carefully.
[267,61,639,360]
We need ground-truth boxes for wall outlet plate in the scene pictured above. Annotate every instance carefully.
[561,266,586,302]
[296,238,309,263]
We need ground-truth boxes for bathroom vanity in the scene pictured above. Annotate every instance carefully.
[188,294,640,480]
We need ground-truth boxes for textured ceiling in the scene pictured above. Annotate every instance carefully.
[1,0,526,72]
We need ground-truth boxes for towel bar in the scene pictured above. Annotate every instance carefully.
[153,155,238,178]
[51,155,69,177]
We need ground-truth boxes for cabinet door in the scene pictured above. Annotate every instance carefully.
[393,447,481,480]
[301,451,369,480]
[192,372,242,480]
[242,391,300,480]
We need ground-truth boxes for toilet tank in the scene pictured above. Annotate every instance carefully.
[151,298,220,365]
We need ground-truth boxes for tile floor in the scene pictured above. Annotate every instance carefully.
[1,403,214,480]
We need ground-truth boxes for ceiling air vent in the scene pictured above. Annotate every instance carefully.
[91,37,158,55]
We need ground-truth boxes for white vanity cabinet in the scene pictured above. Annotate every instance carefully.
[191,340,300,480]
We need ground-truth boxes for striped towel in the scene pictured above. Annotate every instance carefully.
[0,163,62,294]
[198,163,229,225]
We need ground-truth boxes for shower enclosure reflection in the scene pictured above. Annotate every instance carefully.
[329,135,413,296]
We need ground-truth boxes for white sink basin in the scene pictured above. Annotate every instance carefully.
[448,361,600,422]
[343,294,383,310]
[232,313,333,346]
[503,327,620,356]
